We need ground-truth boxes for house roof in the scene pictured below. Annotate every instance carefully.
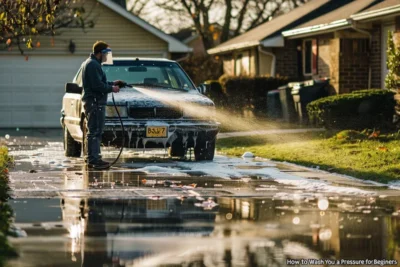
[351,0,400,21]
[170,28,197,42]
[283,0,400,38]
[99,0,192,53]
[208,0,352,55]
[360,0,400,13]
[291,0,377,29]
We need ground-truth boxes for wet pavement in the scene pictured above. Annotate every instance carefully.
[2,130,400,267]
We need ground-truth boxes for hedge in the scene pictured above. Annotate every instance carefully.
[307,89,395,129]
[204,76,291,116]
[0,147,17,264]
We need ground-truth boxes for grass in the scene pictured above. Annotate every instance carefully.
[216,130,400,183]
[0,146,17,264]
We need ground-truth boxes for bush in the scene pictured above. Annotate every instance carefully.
[203,80,228,108]
[0,147,17,263]
[307,89,395,129]
[216,76,291,116]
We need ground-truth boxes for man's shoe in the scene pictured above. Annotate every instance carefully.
[87,160,110,169]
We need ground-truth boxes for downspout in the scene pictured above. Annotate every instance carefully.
[350,21,372,89]
[258,46,276,77]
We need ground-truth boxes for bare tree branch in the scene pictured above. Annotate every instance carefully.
[128,0,310,49]
[0,0,95,54]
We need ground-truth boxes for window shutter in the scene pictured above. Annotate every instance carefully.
[312,39,318,74]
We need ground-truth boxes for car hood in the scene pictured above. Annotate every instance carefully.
[107,87,214,107]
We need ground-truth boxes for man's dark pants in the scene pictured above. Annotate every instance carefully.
[83,99,105,164]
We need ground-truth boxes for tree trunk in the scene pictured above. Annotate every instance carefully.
[220,0,232,43]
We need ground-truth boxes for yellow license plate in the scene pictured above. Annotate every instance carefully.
[146,126,167,138]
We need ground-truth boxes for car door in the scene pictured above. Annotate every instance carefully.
[63,68,83,140]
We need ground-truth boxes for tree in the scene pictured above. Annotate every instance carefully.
[0,0,94,54]
[128,0,308,50]
[385,31,400,90]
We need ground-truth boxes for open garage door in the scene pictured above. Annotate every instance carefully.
[0,55,83,128]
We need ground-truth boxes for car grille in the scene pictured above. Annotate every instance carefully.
[129,107,182,119]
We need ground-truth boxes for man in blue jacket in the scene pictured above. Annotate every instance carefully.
[82,41,123,168]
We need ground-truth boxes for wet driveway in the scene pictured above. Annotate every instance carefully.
[2,130,400,267]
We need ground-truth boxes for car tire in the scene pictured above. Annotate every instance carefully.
[168,140,185,158]
[81,117,88,159]
[64,126,81,157]
[194,138,215,161]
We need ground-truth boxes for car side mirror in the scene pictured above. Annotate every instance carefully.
[65,83,83,94]
[197,84,207,94]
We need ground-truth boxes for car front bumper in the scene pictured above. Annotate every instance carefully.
[102,119,219,148]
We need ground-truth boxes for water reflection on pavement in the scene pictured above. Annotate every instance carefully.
[2,133,400,267]
[7,194,400,267]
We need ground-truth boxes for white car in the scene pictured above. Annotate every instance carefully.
[61,58,219,161]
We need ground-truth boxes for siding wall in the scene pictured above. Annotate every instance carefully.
[0,0,168,57]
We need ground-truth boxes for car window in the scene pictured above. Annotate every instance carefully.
[74,68,82,86]
[102,60,195,91]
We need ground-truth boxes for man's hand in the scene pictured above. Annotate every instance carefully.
[112,85,120,93]
[113,80,126,87]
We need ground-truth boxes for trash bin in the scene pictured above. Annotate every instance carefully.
[279,85,297,122]
[291,79,330,123]
[267,90,282,118]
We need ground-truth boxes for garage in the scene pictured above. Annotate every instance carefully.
[0,55,83,128]
[0,0,191,128]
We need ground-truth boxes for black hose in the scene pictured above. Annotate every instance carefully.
[94,92,125,169]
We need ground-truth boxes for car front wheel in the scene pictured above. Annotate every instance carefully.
[194,139,215,161]
[64,126,81,157]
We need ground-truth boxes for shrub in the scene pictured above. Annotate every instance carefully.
[203,80,228,108]
[217,76,291,116]
[307,89,395,129]
[0,147,17,263]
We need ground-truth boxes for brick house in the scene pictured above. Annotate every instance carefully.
[282,0,400,94]
[207,0,355,78]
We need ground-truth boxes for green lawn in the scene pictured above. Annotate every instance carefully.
[217,130,400,183]
[0,146,17,263]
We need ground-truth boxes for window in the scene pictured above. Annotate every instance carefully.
[235,54,243,76]
[102,60,195,91]
[234,52,250,76]
[74,68,82,86]
[303,39,317,75]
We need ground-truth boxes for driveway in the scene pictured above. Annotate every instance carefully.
[2,129,400,267]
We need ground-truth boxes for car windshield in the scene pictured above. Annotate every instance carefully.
[102,60,195,91]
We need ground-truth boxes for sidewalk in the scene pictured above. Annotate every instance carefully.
[218,128,325,139]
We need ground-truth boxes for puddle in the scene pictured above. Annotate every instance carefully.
[6,195,400,267]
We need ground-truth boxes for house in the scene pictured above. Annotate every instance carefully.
[207,0,355,78]
[282,0,400,94]
[171,23,227,57]
[0,0,191,128]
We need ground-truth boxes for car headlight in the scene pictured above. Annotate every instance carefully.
[106,105,128,118]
